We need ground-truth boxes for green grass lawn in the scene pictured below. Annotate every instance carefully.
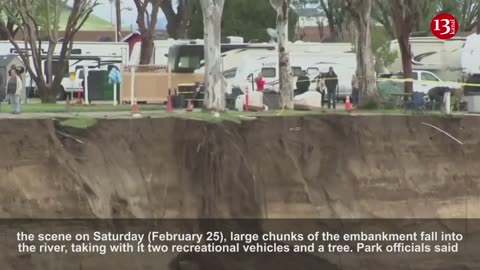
[0,101,462,125]
[59,118,98,129]
[0,103,165,113]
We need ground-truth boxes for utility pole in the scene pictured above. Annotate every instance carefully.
[115,0,122,42]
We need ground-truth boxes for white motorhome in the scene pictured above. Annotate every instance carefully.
[0,41,129,99]
[461,34,480,76]
[389,34,480,94]
[389,36,466,82]
[227,51,357,100]
[216,41,353,82]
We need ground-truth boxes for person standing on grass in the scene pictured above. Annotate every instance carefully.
[6,70,22,114]
[325,67,338,109]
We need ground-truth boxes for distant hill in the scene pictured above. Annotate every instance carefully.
[61,4,114,30]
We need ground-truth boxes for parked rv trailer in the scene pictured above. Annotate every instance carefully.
[229,51,357,100]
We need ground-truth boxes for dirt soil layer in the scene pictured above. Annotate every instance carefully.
[0,115,479,269]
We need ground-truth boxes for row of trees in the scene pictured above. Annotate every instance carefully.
[292,0,480,41]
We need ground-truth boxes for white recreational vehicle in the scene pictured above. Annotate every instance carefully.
[388,34,480,94]
[389,35,472,82]
[461,34,480,76]
[227,51,357,100]
[0,41,129,99]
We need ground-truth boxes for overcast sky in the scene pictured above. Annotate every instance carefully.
[68,0,168,29]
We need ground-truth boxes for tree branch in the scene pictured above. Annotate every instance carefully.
[134,0,148,33]
[149,0,162,32]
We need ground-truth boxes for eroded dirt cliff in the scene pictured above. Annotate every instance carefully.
[0,115,478,219]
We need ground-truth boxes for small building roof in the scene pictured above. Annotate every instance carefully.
[122,31,141,42]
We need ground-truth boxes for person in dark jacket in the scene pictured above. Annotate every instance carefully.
[296,71,310,95]
[428,87,449,110]
[428,87,449,103]
[325,67,338,109]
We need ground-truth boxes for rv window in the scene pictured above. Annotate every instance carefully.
[79,70,84,79]
[223,68,237,79]
[421,72,439,81]
[261,67,276,78]
[178,56,200,70]
[292,67,301,77]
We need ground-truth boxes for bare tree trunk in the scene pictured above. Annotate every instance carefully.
[162,0,196,39]
[45,44,56,84]
[391,0,419,95]
[397,34,413,93]
[200,0,225,111]
[134,0,161,64]
[346,0,377,106]
[271,0,294,109]
[176,0,196,39]
[115,0,122,41]
[140,31,154,64]
[319,0,338,40]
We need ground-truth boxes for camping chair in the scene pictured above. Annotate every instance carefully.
[409,91,426,113]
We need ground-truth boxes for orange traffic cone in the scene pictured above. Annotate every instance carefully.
[131,98,140,113]
[186,99,193,112]
[345,95,352,111]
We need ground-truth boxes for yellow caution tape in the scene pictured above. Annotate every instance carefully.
[378,78,480,87]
